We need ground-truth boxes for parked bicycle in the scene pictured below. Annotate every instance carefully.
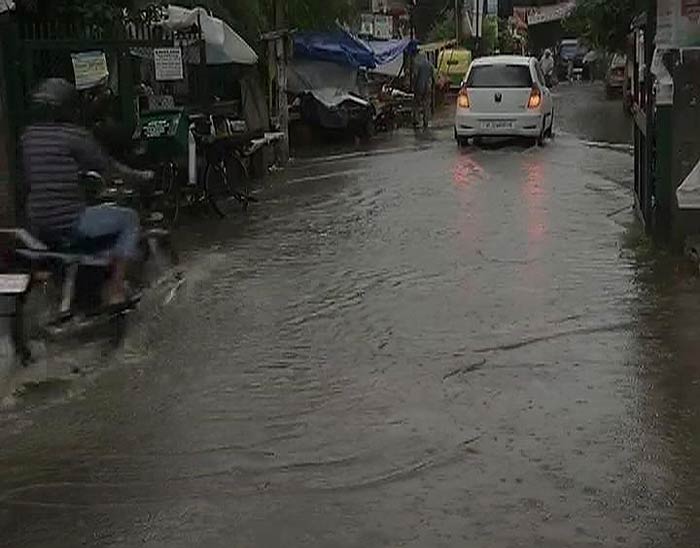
[138,110,257,227]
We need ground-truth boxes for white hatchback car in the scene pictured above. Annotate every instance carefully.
[454,55,554,146]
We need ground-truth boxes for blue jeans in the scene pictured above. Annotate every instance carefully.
[74,205,140,260]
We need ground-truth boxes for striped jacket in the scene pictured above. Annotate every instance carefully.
[21,123,111,233]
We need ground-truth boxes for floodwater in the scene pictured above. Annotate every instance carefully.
[2,84,700,547]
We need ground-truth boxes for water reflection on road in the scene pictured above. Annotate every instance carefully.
[3,85,700,548]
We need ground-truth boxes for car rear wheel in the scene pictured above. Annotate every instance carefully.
[535,125,544,147]
[545,111,555,138]
[455,128,469,147]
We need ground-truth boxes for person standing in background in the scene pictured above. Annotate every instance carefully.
[411,51,434,130]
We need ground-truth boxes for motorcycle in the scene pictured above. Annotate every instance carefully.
[8,172,178,357]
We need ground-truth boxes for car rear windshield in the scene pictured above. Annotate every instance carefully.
[466,65,533,88]
[559,44,578,59]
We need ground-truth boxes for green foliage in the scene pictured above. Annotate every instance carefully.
[211,0,356,38]
[563,0,636,52]
[481,15,498,55]
[497,18,517,54]
[286,0,357,30]
[18,0,356,35]
[16,0,166,24]
[426,9,456,44]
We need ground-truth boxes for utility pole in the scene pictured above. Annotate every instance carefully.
[475,0,480,54]
[455,0,460,45]
[272,0,289,164]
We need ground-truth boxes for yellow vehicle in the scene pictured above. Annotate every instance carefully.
[437,48,473,89]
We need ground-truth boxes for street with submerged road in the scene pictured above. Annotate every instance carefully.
[2,83,700,548]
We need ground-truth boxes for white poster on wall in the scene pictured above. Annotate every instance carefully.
[678,0,700,46]
[656,0,676,48]
[154,47,184,81]
[71,51,109,90]
[656,0,700,47]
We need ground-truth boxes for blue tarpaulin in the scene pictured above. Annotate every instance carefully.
[294,30,376,69]
[367,39,418,66]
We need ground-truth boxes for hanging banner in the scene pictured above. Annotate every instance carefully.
[154,47,184,81]
[526,1,575,26]
[71,51,109,90]
[656,0,700,47]
[360,13,374,36]
[678,0,700,46]
[656,0,675,48]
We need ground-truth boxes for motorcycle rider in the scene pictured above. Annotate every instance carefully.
[22,78,153,306]
[539,49,555,87]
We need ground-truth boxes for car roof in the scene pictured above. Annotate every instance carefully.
[471,55,533,67]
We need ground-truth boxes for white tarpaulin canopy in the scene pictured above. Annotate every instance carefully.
[0,0,14,14]
[164,5,258,65]
[677,158,700,210]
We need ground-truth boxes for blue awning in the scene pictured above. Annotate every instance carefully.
[293,30,377,68]
[367,39,418,66]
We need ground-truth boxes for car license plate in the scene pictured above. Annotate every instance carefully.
[481,120,514,130]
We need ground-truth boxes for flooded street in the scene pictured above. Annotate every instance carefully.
[3,84,700,547]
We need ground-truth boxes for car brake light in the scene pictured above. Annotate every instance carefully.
[457,90,470,108]
[527,87,542,109]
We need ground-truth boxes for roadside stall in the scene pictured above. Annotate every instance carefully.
[288,30,419,138]
[130,5,282,222]
[367,38,418,131]
[288,30,377,140]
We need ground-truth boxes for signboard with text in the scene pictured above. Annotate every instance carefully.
[374,15,393,39]
[526,1,575,26]
[71,51,109,90]
[679,0,700,46]
[154,47,184,81]
[657,0,700,47]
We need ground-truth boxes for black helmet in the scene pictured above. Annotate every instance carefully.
[30,78,79,122]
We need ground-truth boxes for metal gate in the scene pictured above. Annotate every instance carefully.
[0,16,205,223]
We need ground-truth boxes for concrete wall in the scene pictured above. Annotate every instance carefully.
[0,33,15,228]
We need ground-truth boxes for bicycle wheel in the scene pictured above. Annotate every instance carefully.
[154,162,180,227]
[204,155,248,217]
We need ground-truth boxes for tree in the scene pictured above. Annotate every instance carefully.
[481,14,498,54]
[15,0,165,24]
[426,8,456,44]
[563,0,637,52]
